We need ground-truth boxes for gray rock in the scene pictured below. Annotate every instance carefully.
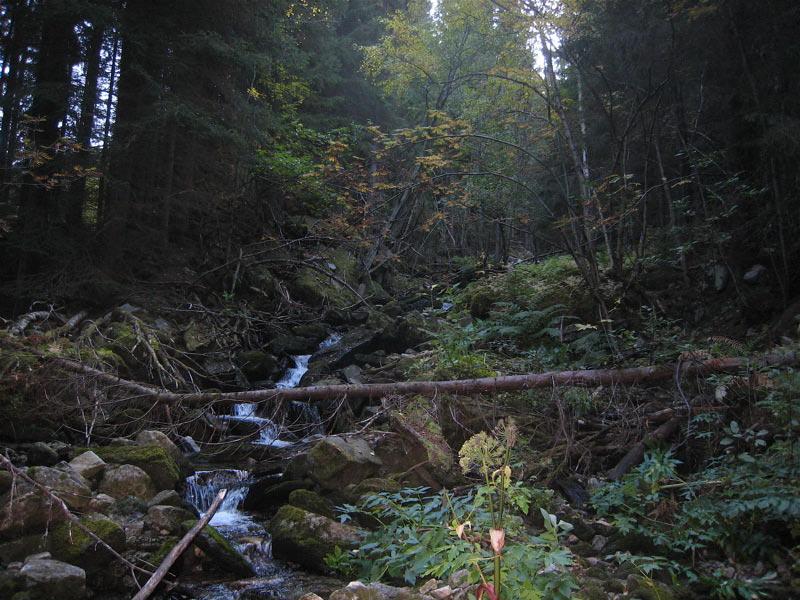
[342,364,363,384]
[145,504,194,534]
[68,451,106,481]
[20,558,87,600]
[744,263,768,284]
[98,464,155,500]
[177,435,201,455]
[109,437,137,446]
[24,552,52,563]
[88,493,115,514]
[29,466,92,511]
[147,489,185,508]
[710,264,729,292]
[329,581,424,600]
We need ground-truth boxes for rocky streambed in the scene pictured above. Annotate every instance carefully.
[0,304,682,600]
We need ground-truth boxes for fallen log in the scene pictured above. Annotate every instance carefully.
[131,488,227,600]
[9,310,52,336]
[43,350,798,407]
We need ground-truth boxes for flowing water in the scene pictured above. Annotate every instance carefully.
[183,334,342,599]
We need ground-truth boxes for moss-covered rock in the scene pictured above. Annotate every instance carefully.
[269,505,362,573]
[82,445,180,490]
[0,485,67,540]
[48,516,125,575]
[304,436,382,492]
[242,479,310,511]
[625,575,675,600]
[179,522,255,578]
[287,489,334,518]
[238,350,280,381]
[347,477,401,500]
[0,534,48,563]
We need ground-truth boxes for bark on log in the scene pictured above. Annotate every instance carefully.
[9,310,52,336]
[131,489,227,600]
[45,351,798,407]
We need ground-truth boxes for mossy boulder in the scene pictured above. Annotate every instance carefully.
[271,333,317,355]
[0,534,48,563]
[242,478,310,511]
[469,288,494,319]
[347,477,401,501]
[98,464,156,500]
[145,505,194,534]
[134,430,190,474]
[183,321,212,352]
[287,489,334,518]
[238,350,280,381]
[292,323,330,340]
[303,436,382,492]
[0,485,67,540]
[83,445,180,490]
[269,505,363,573]
[48,516,125,575]
[180,522,255,578]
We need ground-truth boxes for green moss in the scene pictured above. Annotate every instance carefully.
[78,445,180,490]
[150,536,179,565]
[287,489,334,518]
[49,516,125,573]
[109,322,136,349]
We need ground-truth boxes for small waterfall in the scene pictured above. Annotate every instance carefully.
[275,354,311,389]
[184,469,273,569]
[185,469,250,513]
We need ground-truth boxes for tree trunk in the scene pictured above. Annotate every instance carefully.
[67,22,104,229]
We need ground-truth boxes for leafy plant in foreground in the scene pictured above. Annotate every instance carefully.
[330,419,576,599]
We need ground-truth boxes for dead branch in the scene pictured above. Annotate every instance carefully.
[130,488,227,600]
[9,310,52,336]
[606,416,683,480]
[43,311,88,341]
[43,351,798,407]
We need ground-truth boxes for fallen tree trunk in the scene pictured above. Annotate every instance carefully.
[131,488,227,600]
[43,350,798,407]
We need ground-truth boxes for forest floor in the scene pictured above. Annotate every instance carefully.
[0,253,798,600]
